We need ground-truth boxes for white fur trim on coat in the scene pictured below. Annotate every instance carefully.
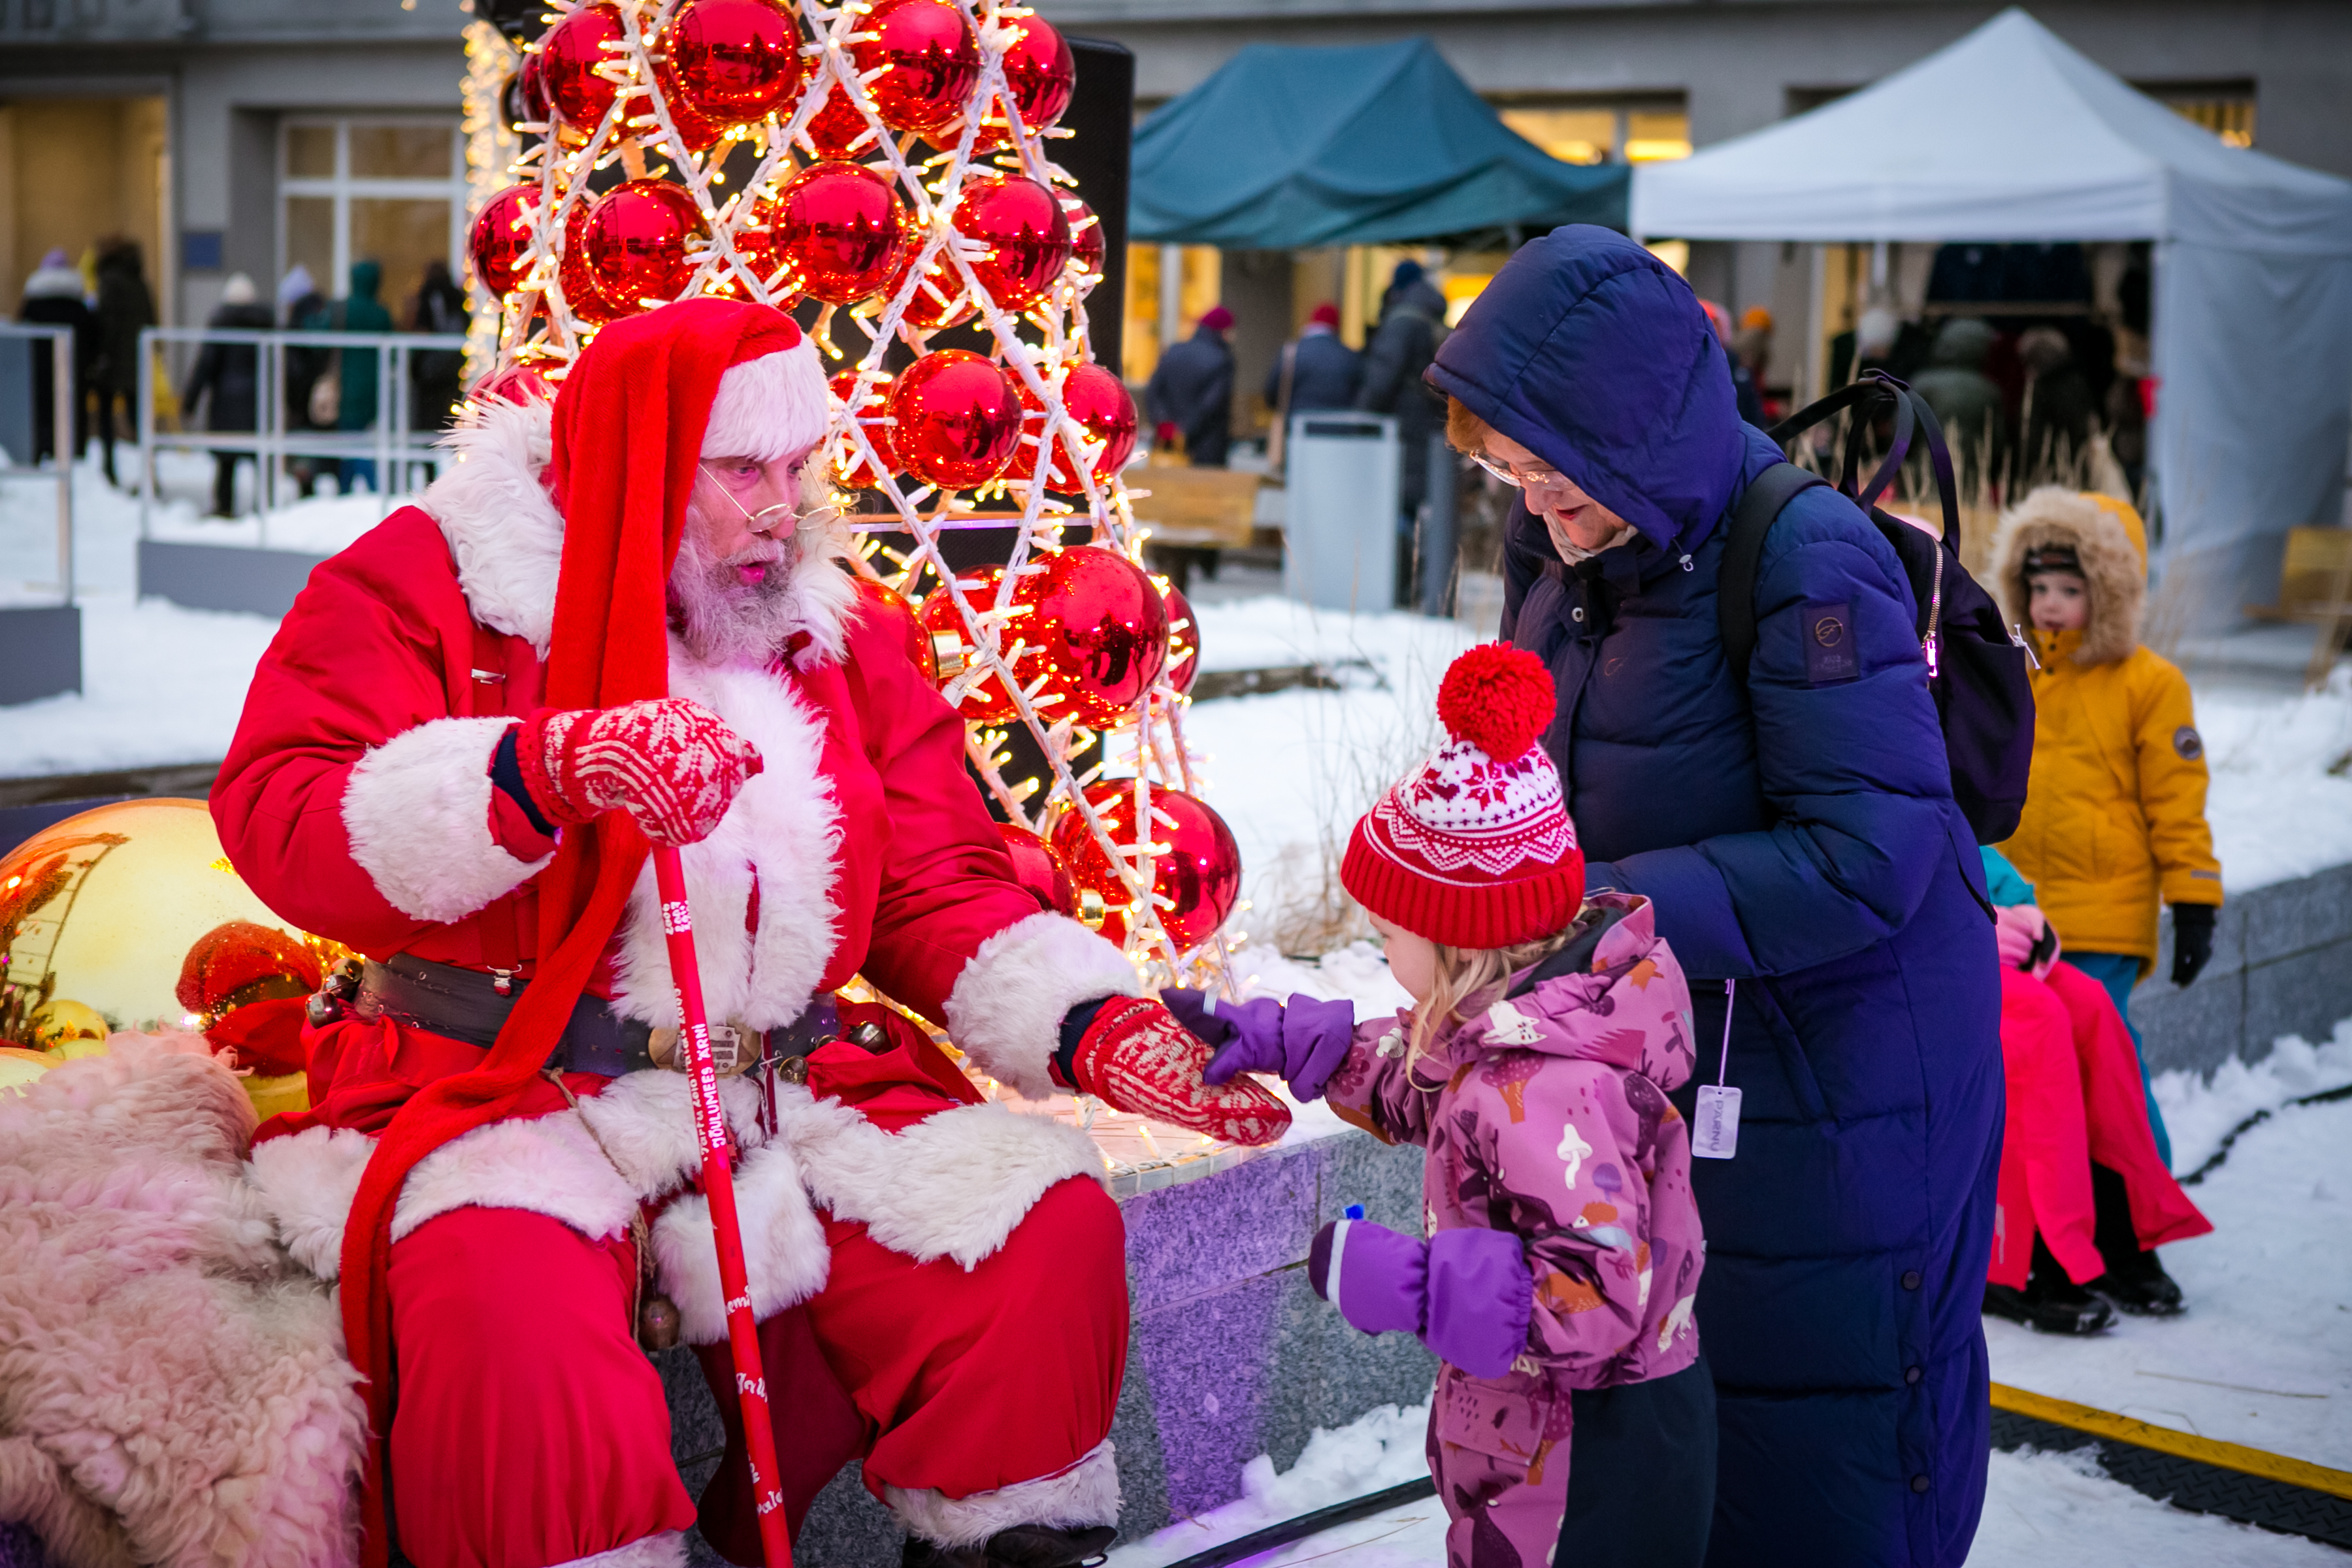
[244,1124,376,1281]
[608,645,844,1031]
[885,1439,1120,1548]
[941,911,1142,1100]
[341,715,551,924]
[423,395,563,655]
[553,1529,688,1568]
[393,1109,640,1246]
[703,344,830,465]
[650,1139,832,1345]
[778,1089,1106,1269]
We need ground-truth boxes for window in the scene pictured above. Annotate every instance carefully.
[279,117,466,318]
[2138,81,2257,148]
[1497,95,1691,165]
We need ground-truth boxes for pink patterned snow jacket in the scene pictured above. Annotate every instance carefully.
[1325,894,1705,1460]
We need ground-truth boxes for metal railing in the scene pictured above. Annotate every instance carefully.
[0,322,76,605]
[136,326,468,546]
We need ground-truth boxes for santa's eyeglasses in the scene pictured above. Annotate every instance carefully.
[697,459,839,534]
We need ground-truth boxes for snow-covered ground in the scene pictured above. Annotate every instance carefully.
[1111,1094,2352,1568]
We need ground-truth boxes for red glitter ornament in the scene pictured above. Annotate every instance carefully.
[1062,195,1105,295]
[580,180,708,319]
[470,364,557,408]
[1160,580,1200,696]
[998,16,1075,133]
[804,81,878,158]
[851,0,981,135]
[539,3,628,134]
[953,176,1071,312]
[998,823,1076,917]
[916,565,1029,723]
[656,0,804,139]
[772,161,911,304]
[888,350,1022,489]
[1026,546,1168,727]
[829,369,897,487]
[1051,785,1240,950]
[468,184,542,297]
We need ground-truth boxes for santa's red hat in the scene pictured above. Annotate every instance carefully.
[1341,644,1583,949]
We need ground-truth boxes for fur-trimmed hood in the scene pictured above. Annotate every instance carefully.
[418,382,855,668]
[1991,486,2148,666]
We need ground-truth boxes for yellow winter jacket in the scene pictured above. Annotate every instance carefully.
[1991,490,2223,970]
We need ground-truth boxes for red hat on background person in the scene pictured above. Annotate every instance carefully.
[1197,304,1235,332]
[1341,644,1585,949]
[1307,302,1341,330]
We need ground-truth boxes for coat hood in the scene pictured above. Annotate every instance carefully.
[348,260,382,301]
[1991,486,2147,665]
[1445,892,1695,1092]
[1427,225,1743,552]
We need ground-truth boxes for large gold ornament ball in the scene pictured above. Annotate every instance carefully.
[0,802,330,1093]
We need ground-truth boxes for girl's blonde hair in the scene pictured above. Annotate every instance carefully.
[1407,908,1592,1060]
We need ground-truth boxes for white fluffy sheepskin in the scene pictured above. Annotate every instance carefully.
[340,715,552,924]
[0,1041,368,1568]
[941,911,1142,1100]
[885,1439,1120,1548]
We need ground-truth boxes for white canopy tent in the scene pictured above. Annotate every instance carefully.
[1632,7,2352,629]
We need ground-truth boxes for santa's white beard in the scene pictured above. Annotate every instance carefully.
[669,520,812,667]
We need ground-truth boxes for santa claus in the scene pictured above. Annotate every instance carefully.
[214,299,1286,1568]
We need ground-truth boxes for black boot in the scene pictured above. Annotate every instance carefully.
[1984,1237,2114,1335]
[2085,1161,2185,1316]
[903,1525,1117,1568]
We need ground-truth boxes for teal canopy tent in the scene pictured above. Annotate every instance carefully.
[1131,39,1628,248]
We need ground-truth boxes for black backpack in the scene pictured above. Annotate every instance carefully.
[1717,371,2035,845]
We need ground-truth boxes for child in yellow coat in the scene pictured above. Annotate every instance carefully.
[1991,489,2223,1311]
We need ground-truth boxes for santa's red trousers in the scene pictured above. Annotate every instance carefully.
[1988,960,2210,1288]
[381,1030,1128,1568]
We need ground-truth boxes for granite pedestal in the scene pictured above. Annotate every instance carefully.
[2132,862,2352,1077]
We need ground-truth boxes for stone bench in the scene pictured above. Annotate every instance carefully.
[2134,862,2352,1078]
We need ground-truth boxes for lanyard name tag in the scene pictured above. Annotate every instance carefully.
[1691,979,1739,1160]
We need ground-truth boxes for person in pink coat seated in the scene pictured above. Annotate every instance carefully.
[1979,845,2211,1335]
[1168,644,1714,1568]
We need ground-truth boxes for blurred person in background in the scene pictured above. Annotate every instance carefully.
[180,272,275,517]
[1701,299,1764,426]
[1146,302,1235,467]
[17,246,95,464]
[2016,325,2096,485]
[279,265,334,498]
[335,259,393,494]
[1356,259,1448,604]
[1910,316,2009,496]
[408,259,470,439]
[91,237,155,487]
[1733,305,1772,417]
[1262,301,1361,425]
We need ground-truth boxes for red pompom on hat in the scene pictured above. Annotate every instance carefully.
[1341,643,1584,949]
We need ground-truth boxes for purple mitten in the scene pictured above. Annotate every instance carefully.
[1307,1217,1427,1336]
[1168,989,1356,1100]
[1424,1228,1534,1378]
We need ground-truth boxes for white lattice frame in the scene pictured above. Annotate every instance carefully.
[458,0,1235,988]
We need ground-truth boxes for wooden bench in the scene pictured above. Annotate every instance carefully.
[2244,525,2352,687]
[1125,464,1266,591]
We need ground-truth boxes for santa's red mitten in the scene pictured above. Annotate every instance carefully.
[1062,996,1291,1147]
[518,698,762,847]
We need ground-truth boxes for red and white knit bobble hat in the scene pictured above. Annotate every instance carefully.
[1341,643,1583,949]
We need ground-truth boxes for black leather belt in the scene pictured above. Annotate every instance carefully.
[353,953,843,1078]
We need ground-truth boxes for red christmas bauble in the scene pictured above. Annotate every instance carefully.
[470,364,556,409]
[540,3,628,133]
[1062,195,1105,295]
[851,576,929,674]
[1160,580,1200,696]
[829,369,898,487]
[999,16,1075,133]
[1027,547,1168,727]
[852,0,981,134]
[804,81,878,157]
[877,245,973,331]
[1051,785,1240,950]
[468,185,542,297]
[581,180,708,318]
[917,565,1026,723]
[1044,363,1137,490]
[774,161,911,305]
[654,0,806,151]
[558,201,620,325]
[998,823,1076,916]
[953,176,1071,312]
[889,350,1022,489]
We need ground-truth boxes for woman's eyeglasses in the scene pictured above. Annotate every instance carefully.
[1470,451,1569,491]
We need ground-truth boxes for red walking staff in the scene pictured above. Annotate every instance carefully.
[652,843,794,1568]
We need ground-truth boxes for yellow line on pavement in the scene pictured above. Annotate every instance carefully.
[1991,1382,2352,1501]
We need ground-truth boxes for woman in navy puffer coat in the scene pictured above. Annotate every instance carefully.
[1427,227,2001,1568]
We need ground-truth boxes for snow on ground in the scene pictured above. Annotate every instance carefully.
[2197,666,2352,892]
[1114,1096,2352,1568]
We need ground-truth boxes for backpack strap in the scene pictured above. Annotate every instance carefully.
[1717,462,1825,687]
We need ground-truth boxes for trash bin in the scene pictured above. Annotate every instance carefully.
[1282,412,1397,612]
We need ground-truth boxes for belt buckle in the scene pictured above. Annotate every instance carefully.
[649,1022,757,1076]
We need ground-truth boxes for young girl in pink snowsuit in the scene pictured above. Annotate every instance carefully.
[1169,644,1713,1568]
